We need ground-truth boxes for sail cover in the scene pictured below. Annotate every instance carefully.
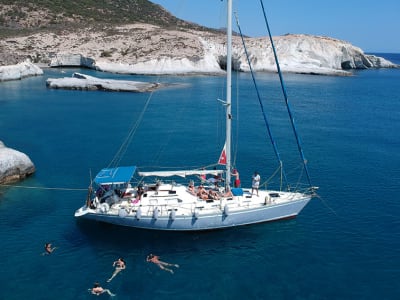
[94,166,136,184]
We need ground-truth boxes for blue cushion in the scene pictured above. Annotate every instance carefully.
[231,188,243,196]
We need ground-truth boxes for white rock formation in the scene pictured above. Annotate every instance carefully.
[0,24,397,77]
[0,59,43,81]
[0,141,35,184]
[49,54,95,68]
[46,72,161,92]
[93,33,398,76]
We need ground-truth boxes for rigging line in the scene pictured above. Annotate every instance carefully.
[107,86,155,168]
[233,12,290,189]
[263,164,282,186]
[0,184,87,191]
[108,0,191,169]
[315,193,337,216]
[259,0,313,188]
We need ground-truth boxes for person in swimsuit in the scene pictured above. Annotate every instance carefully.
[91,282,115,297]
[107,257,126,282]
[232,168,241,188]
[197,185,208,200]
[188,180,196,195]
[43,243,57,255]
[146,254,179,274]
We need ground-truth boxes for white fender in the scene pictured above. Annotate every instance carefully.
[118,208,128,218]
[193,209,199,219]
[153,207,159,219]
[223,204,230,216]
[136,207,142,220]
[265,194,271,204]
[170,209,176,220]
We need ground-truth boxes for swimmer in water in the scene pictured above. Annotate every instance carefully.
[90,282,115,297]
[107,257,126,282]
[42,243,57,255]
[146,254,179,274]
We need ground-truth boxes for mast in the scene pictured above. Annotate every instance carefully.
[225,0,232,187]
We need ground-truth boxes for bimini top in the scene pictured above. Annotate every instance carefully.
[94,166,136,185]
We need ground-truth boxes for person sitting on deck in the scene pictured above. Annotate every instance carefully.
[136,185,144,200]
[223,186,233,198]
[188,180,196,195]
[197,185,209,200]
[207,189,220,200]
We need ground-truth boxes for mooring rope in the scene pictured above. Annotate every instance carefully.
[0,184,87,191]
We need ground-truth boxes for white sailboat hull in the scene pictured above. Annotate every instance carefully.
[75,184,311,231]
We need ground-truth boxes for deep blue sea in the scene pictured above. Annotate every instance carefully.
[1,54,400,300]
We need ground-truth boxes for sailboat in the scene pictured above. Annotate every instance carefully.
[74,0,317,231]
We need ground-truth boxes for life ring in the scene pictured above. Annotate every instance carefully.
[118,208,128,218]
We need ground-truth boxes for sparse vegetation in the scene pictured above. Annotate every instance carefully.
[0,0,209,37]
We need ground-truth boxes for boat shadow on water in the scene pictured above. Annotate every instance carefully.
[72,217,300,253]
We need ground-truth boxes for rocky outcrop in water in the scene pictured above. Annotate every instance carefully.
[0,141,35,184]
[0,60,43,81]
[46,72,162,92]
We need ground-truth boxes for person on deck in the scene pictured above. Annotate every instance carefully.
[136,185,144,200]
[224,186,233,197]
[232,168,241,188]
[197,185,209,200]
[188,180,196,195]
[252,171,260,196]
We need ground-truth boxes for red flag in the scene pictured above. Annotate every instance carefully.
[218,144,227,165]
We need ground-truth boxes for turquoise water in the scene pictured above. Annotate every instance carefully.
[1,56,400,299]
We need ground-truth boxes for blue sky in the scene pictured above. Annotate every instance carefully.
[151,0,399,53]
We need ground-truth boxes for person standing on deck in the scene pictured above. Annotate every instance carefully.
[232,168,240,188]
[252,171,260,196]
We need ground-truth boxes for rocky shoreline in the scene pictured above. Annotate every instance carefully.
[0,24,397,78]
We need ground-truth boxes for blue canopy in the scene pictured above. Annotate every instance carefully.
[94,166,136,185]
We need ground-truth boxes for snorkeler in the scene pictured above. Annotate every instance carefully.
[146,254,179,274]
[107,257,126,282]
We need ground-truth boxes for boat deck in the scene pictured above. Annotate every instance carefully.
[87,183,306,218]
